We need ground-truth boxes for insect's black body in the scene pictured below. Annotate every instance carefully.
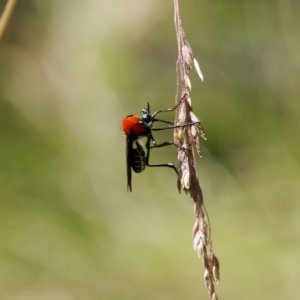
[122,94,199,192]
[129,140,146,173]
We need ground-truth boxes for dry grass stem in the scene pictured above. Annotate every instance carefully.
[0,0,17,42]
[173,0,220,299]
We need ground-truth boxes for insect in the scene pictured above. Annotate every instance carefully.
[121,94,199,192]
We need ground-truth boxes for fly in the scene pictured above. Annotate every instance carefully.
[121,94,198,192]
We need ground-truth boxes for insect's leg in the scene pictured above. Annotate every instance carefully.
[152,118,174,125]
[152,93,187,117]
[148,131,189,151]
[151,121,200,131]
[149,141,189,151]
[145,134,178,174]
[146,161,178,174]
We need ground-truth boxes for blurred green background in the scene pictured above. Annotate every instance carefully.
[0,1,299,299]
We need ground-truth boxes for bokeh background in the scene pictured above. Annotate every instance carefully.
[0,1,299,299]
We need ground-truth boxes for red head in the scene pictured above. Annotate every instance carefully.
[122,115,147,136]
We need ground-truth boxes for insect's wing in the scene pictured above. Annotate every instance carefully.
[126,134,133,192]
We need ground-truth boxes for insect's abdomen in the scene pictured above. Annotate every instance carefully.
[131,141,146,173]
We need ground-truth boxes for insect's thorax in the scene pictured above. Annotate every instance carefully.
[122,115,148,136]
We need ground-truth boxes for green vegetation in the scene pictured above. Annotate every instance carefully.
[0,1,299,299]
